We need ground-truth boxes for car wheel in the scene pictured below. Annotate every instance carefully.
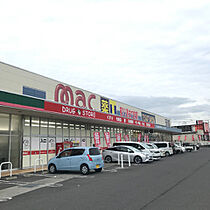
[134,156,142,164]
[80,164,89,175]
[105,156,112,163]
[95,168,102,172]
[165,152,170,156]
[48,164,56,174]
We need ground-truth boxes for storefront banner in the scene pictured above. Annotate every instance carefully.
[48,137,56,150]
[178,136,181,141]
[40,138,47,150]
[184,135,187,141]
[138,133,141,142]
[199,135,201,141]
[23,137,30,151]
[144,135,147,143]
[93,132,101,147]
[124,135,129,142]
[31,137,39,155]
[115,133,121,142]
[104,132,111,147]
[81,138,86,147]
[147,135,149,143]
[192,135,194,141]
[44,101,155,129]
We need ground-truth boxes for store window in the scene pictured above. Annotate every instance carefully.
[31,117,39,135]
[40,119,48,135]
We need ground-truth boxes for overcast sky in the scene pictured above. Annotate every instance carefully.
[1,0,210,126]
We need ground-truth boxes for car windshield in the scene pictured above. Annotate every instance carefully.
[151,144,158,149]
[147,144,154,149]
[141,143,151,149]
[128,146,141,153]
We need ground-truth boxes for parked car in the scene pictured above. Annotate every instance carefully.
[152,142,174,156]
[146,142,165,158]
[102,145,151,164]
[173,143,186,154]
[113,141,153,161]
[48,147,104,175]
[183,143,194,152]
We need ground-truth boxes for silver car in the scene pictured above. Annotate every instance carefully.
[102,145,150,164]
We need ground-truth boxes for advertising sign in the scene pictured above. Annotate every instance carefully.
[192,135,194,141]
[23,137,30,156]
[93,132,101,147]
[138,133,141,142]
[81,138,86,147]
[142,112,156,124]
[115,133,121,142]
[45,101,155,129]
[124,135,129,142]
[178,136,181,141]
[104,132,111,147]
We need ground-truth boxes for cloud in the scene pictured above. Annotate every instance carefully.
[115,96,210,125]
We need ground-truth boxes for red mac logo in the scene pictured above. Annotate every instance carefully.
[54,84,96,109]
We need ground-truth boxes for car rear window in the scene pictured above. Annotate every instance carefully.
[71,149,85,156]
[89,148,100,155]
[154,143,167,148]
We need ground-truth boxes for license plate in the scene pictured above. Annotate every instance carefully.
[96,165,100,168]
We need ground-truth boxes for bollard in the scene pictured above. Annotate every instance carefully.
[118,153,120,165]
[128,154,131,167]
[121,154,124,168]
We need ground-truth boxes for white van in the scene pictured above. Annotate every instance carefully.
[113,141,154,161]
[152,142,173,156]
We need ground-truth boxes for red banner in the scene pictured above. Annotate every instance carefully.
[93,132,101,147]
[44,101,155,129]
[138,133,141,142]
[178,136,181,141]
[104,132,111,147]
[192,135,194,141]
[124,135,129,142]
[184,135,187,141]
[199,135,201,141]
[144,135,147,143]
[115,133,121,142]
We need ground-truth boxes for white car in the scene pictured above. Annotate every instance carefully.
[146,142,164,158]
[152,142,174,156]
[173,143,186,153]
[102,145,151,164]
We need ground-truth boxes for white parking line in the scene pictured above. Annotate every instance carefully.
[0,174,81,202]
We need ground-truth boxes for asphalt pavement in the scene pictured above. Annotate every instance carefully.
[0,147,210,210]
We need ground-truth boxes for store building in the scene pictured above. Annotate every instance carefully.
[0,61,181,169]
[172,120,210,145]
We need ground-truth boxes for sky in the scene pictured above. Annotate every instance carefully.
[0,0,210,126]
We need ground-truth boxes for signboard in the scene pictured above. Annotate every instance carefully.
[45,101,155,129]
[142,112,156,124]
[137,133,141,142]
[115,133,121,142]
[93,132,101,147]
[104,132,111,147]
[124,135,129,142]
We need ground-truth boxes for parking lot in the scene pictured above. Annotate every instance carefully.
[0,147,210,210]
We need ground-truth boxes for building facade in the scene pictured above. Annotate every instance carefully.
[172,120,210,144]
[0,61,181,169]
